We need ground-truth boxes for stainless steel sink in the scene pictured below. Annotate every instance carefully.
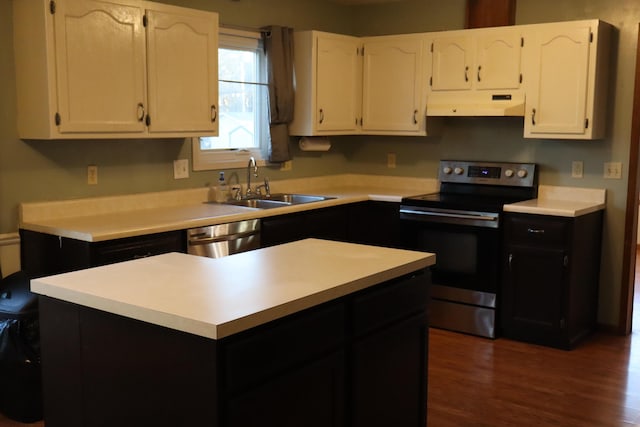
[266,193,334,204]
[223,198,291,209]
[217,193,334,210]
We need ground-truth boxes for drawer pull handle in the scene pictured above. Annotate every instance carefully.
[527,228,545,234]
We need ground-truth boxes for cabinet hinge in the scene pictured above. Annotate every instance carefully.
[143,14,147,27]
[145,114,151,126]
[563,255,569,267]
[585,118,589,129]
[521,37,524,47]
[49,0,56,14]
[54,112,61,126]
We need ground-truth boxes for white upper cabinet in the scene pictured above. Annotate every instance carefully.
[145,7,218,134]
[430,29,522,92]
[475,31,522,91]
[361,35,427,135]
[13,0,218,139]
[522,20,612,139]
[290,31,429,136]
[430,35,473,92]
[289,31,361,135]
[53,0,147,134]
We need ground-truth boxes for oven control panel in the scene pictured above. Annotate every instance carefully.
[439,160,536,187]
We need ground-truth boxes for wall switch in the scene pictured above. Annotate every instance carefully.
[87,165,98,185]
[604,162,622,179]
[571,161,583,178]
[173,159,189,179]
[280,160,292,171]
[387,153,396,169]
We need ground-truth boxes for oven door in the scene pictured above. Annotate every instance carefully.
[399,206,502,338]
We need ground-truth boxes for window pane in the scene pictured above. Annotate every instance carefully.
[218,48,259,83]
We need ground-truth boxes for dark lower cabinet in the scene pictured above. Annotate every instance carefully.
[261,205,350,247]
[347,201,401,248]
[39,270,429,427]
[501,211,603,349]
[20,229,186,278]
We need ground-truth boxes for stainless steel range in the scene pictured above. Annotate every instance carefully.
[399,160,537,338]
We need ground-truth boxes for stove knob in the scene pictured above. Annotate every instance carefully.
[504,169,514,178]
[442,166,452,175]
[454,167,464,175]
[517,169,528,178]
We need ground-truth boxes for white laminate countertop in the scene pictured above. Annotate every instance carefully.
[31,239,436,340]
[19,174,438,242]
[504,185,606,217]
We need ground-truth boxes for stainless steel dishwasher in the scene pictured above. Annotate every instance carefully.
[187,219,260,258]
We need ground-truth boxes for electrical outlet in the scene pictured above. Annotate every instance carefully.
[571,161,583,178]
[604,162,622,179]
[173,159,189,179]
[280,160,292,171]
[387,153,396,169]
[87,165,98,185]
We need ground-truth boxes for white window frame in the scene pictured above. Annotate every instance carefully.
[192,28,269,171]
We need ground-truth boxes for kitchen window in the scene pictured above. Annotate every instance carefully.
[192,28,269,171]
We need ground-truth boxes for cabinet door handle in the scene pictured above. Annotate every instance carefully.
[211,105,217,123]
[319,108,324,124]
[508,253,513,270]
[531,108,536,126]
[137,103,145,122]
[477,65,482,82]
[527,227,545,234]
[464,65,469,82]
[413,109,418,124]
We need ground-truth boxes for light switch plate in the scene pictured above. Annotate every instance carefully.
[604,162,622,179]
[173,159,189,179]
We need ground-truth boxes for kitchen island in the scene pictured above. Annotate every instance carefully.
[32,238,435,427]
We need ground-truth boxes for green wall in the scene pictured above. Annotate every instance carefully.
[1,0,638,327]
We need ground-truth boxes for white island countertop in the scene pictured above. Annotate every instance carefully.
[31,239,435,340]
[504,185,606,217]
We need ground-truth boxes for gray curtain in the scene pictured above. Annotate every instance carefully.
[262,26,294,163]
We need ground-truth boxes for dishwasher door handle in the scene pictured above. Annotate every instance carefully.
[188,230,258,245]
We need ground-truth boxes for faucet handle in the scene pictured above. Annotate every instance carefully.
[231,185,242,200]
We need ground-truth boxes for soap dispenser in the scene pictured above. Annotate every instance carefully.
[215,172,229,202]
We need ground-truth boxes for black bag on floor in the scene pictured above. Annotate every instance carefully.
[0,270,42,423]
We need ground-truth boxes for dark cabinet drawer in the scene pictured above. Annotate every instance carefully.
[92,231,186,266]
[504,214,570,248]
[223,301,345,392]
[353,271,428,337]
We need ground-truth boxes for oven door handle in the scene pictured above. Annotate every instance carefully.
[399,208,498,222]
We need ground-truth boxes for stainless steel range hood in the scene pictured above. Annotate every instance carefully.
[426,92,525,117]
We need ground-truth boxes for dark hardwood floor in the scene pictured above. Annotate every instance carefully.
[3,255,640,427]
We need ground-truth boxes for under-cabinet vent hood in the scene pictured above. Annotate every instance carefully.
[426,93,525,117]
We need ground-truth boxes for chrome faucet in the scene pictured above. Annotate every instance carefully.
[256,176,271,197]
[245,157,258,198]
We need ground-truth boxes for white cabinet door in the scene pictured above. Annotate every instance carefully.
[431,30,521,92]
[524,25,591,137]
[475,32,522,90]
[430,35,473,91]
[316,35,361,133]
[362,36,425,134]
[53,0,147,134]
[289,31,360,135]
[146,8,218,134]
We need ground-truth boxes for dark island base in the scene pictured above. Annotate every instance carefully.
[39,270,430,427]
